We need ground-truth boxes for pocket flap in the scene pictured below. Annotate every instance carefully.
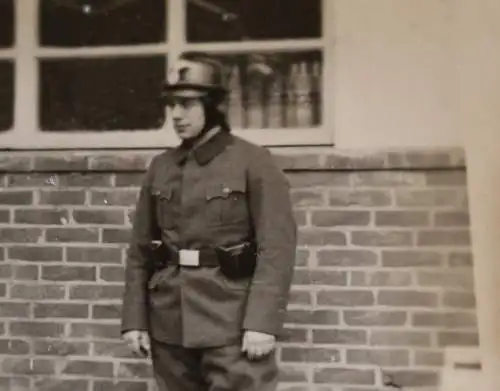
[151,186,173,201]
[206,180,246,200]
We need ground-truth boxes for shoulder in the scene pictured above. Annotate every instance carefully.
[230,135,278,166]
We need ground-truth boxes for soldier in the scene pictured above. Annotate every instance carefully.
[120,52,297,391]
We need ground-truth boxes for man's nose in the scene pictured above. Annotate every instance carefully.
[171,104,184,119]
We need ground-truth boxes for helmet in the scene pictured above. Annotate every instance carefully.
[162,52,228,100]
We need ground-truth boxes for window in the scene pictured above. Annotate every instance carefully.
[0,0,332,150]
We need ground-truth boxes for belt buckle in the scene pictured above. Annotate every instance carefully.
[179,249,200,267]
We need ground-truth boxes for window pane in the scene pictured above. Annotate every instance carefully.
[0,0,14,48]
[39,56,166,131]
[0,60,14,132]
[40,0,167,47]
[213,50,322,129]
[187,0,321,43]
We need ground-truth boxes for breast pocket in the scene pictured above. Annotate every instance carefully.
[152,186,176,229]
[205,180,249,227]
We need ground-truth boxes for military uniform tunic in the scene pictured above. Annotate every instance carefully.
[121,130,297,348]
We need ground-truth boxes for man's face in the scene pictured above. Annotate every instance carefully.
[167,92,206,140]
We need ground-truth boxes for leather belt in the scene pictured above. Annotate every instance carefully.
[165,246,220,267]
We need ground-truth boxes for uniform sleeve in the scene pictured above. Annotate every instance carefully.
[120,156,160,334]
[243,148,298,337]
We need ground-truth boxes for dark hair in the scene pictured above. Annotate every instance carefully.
[200,95,231,133]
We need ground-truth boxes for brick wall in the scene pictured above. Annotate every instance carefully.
[0,147,477,391]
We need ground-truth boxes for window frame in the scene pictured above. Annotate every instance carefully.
[0,0,334,150]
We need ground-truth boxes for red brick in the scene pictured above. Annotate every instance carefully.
[92,304,121,320]
[426,171,466,186]
[0,377,30,391]
[0,191,33,205]
[34,340,90,356]
[381,250,443,268]
[9,321,64,338]
[0,339,30,354]
[89,154,149,171]
[14,209,68,225]
[94,381,149,391]
[351,271,412,287]
[398,189,465,208]
[343,311,407,327]
[73,209,125,225]
[417,270,474,289]
[414,350,444,367]
[298,229,347,246]
[34,303,89,319]
[351,231,413,247]
[313,329,367,345]
[39,190,86,205]
[0,302,30,318]
[33,379,89,391]
[382,370,438,387]
[117,362,154,378]
[286,310,339,326]
[46,227,99,243]
[0,156,31,171]
[437,332,479,347]
[378,290,438,307]
[93,341,135,359]
[288,172,349,188]
[62,360,114,377]
[448,251,473,267]
[346,349,410,366]
[33,156,88,171]
[102,228,131,244]
[115,173,145,187]
[412,311,477,328]
[313,367,375,385]
[69,284,124,300]
[59,173,113,187]
[70,323,121,340]
[6,173,56,187]
[10,284,65,300]
[8,246,63,262]
[67,247,122,264]
[317,249,378,267]
[91,190,139,206]
[291,190,326,207]
[0,228,42,243]
[278,366,308,382]
[329,189,392,207]
[100,266,124,282]
[280,328,309,343]
[293,269,347,286]
[1,358,55,375]
[375,211,429,227]
[370,331,431,347]
[311,210,370,227]
[0,209,9,223]
[42,265,96,282]
[281,347,340,363]
[417,230,471,246]
[11,265,39,280]
[442,291,476,308]
[352,172,426,187]
[317,290,374,306]
[434,211,469,226]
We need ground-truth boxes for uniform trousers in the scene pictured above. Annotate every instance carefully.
[151,339,279,391]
